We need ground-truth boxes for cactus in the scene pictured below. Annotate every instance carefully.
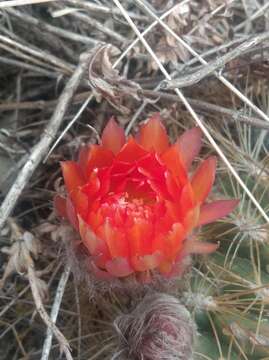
[0,2,269,360]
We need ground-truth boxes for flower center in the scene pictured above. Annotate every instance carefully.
[99,192,155,229]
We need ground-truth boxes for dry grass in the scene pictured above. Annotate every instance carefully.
[0,1,269,359]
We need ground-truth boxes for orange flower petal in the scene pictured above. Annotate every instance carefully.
[79,222,98,254]
[199,199,239,226]
[165,171,181,199]
[179,182,195,216]
[61,161,85,194]
[152,223,185,260]
[183,238,219,255]
[87,208,104,232]
[183,205,200,233]
[128,219,153,257]
[164,200,181,223]
[66,196,79,230]
[78,215,108,256]
[53,195,67,218]
[161,144,188,187]
[82,172,100,198]
[177,127,202,169]
[191,156,216,203]
[97,221,129,259]
[61,161,89,217]
[101,117,126,154]
[105,257,134,277]
[165,223,185,259]
[86,145,114,175]
[116,137,148,162]
[75,191,89,218]
[147,178,172,201]
[132,251,163,272]
[138,113,169,154]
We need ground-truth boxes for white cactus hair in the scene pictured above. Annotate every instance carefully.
[113,292,196,360]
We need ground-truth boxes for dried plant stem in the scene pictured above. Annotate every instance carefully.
[45,1,189,157]
[141,90,269,131]
[0,285,30,318]
[65,0,149,22]
[0,0,55,7]
[74,283,82,359]
[0,56,58,78]
[41,266,71,360]
[27,257,72,360]
[1,87,268,131]
[113,0,191,69]
[0,50,92,230]
[6,8,98,45]
[112,0,269,224]
[188,0,235,36]
[135,0,269,127]
[43,94,94,162]
[234,3,269,31]
[56,6,126,44]
[166,31,269,89]
[0,34,74,74]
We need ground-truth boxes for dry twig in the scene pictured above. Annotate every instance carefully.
[5,8,98,45]
[66,0,149,22]
[27,257,72,360]
[135,0,269,128]
[0,0,56,7]
[0,50,93,230]
[166,31,269,89]
[41,265,71,360]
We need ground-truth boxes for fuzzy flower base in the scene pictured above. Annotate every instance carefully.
[114,293,196,360]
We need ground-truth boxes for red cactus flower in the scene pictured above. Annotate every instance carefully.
[55,114,238,280]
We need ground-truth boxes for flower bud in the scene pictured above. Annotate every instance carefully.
[114,293,196,360]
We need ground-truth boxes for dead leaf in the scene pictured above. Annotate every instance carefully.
[88,44,141,114]
[0,220,41,288]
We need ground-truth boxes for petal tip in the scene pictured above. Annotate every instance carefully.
[138,113,169,154]
[101,117,126,154]
[191,156,217,203]
[199,199,239,226]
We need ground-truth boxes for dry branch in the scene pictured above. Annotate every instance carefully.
[0,0,56,7]
[134,0,269,128]
[141,90,269,131]
[41,265,71,360]
[5,8,98,45]
[0,56,58,78]
[165,31,269,89]
[1,88,268,131]
[65,0,149,22]
[52,4,126,44]
[27,257,72,360]
[0,34,74,74]
[0,50,93,230]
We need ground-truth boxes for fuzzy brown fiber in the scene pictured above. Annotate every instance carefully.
[114,292,196,360]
